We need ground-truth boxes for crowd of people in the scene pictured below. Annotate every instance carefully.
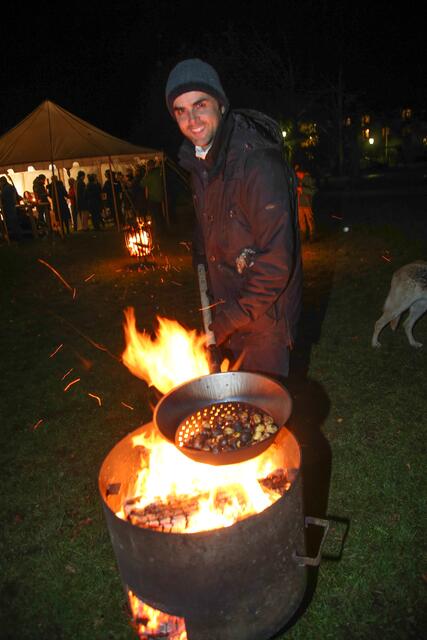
[0,159,166,241]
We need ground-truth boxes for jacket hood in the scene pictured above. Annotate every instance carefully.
[178,109,284,179]
[232,109,284,147]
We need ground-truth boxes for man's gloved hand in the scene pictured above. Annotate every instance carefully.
[209,311,234,346]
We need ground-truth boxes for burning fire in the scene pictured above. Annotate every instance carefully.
[122,307,210,395]
[125,218,153,257]
[120,308,291,637]
[120,307,289,534]
[128,591,186,639]
[118,422,288,533]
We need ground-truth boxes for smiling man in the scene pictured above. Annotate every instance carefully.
[172,91,224,154]
[165,58,302,380]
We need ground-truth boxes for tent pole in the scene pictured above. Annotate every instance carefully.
[161,153,170,228]
[47,101,64,238]
[108,157,121,231]
[50,173,64,238]
[97,165,105,226]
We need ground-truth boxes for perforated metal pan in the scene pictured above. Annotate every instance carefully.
[153,371,293,465]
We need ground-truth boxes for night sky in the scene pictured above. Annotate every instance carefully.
[1,1,425,156]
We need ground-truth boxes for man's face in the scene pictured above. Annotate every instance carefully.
[172,91,223,148]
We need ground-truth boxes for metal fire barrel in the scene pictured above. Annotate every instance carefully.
[99,418,328,640]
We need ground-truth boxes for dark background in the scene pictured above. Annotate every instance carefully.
[1,0,425,158]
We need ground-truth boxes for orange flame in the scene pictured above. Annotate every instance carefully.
[119,308,289,534]
[128,590,187,639]
[117,423,287,533]
[122,307,210,394]
[125,218,153,257]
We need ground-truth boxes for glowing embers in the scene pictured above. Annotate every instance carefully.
[125,217,153,258]
[128,590,187,639]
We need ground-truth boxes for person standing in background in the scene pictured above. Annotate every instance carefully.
[48,175,72,234]
[68,177,78,232]
[0,176,22,240]
[33,174,51,233]
[76,170,88,231]
[102,170,123,227]
[295,164,317,242]
[86,173,103,231]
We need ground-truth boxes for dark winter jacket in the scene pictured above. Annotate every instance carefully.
[33,178,49,205]
[86,181,102,214]
[48,180,71,219]
[76,177,87,212]
[178,109,302,355]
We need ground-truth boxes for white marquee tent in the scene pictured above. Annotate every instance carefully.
[0,100,169,228]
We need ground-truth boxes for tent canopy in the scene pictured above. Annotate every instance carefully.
[0,100,162,173]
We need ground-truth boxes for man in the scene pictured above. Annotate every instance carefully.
[33,174,51,232]
[295,164,317,242]
[76,170,88,231]
[165,58,302,380]
[102,170,123,227]
[0,176,22,240]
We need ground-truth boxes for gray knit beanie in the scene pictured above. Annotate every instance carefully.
[165,58,229,117]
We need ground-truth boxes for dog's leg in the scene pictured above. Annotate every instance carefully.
[403,299,427,347]
[372,300,411,347]
[372,310,396,347]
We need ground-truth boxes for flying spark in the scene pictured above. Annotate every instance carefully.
[88,393,102,406]
[64,378,81,392]
[38,259,75,295]
[49,343,64,358]
[61,368,74,380]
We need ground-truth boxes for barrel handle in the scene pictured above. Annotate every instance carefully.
[294,516,330,567]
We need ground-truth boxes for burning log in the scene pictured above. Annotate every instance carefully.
[124,489,246,532]
[123,469,290,533]
[259,469,291,496]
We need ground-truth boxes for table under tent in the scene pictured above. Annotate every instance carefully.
[0,100,169,239]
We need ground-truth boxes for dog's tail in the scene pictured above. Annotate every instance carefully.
[390,314,401,331]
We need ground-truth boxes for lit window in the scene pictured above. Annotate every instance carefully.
[361,114,370,126]
[401,108,412,120]
[362,128,370,139]
[299,122,319,147]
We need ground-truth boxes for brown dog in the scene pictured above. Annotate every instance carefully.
[372,260,427,348]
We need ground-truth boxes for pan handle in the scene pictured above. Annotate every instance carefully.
[293,516,330,567]
[197,263,216,346]
[197,264,221,373]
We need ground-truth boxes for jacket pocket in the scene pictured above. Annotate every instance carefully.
[221,203,254,256]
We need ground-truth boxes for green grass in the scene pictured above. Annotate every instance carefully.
[0,208,426,639]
